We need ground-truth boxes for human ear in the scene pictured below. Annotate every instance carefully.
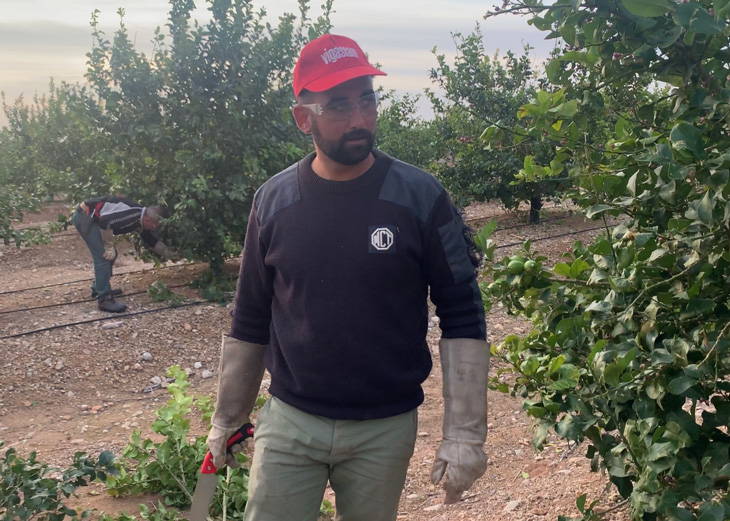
[293,105,313,134]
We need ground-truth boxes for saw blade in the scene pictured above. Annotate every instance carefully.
[189,472,219,521]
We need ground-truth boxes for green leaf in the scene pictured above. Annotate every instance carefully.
[646,441,676,462]
[586,300,612,313]
[548,355,566,376]
[570,259,591,278]
[555,414,582,440]
[493,382,509,393]
[621,0,676,17]
[521,357,540,376]
[479,219,497,240]
[659,180,676,204]
[627,172,639,196]
[681,298,716,319]
[588,269,609,285]
[668,375,698,394]
[649,25,683,47]
[670,122,705,158]
[553,262,572,277]
[697,191,714,225]
[668,410,701,442]
[98,450,115,467]
[559,51,600,67]
[665,506,695,521]
[668,218,692,232]
[651,349,674,365]
[696,503,726,521]
[674,2,724,35]
[717,463,730,477]
[586,204,614,218]
[549,364,581,390]
[617,246,635,270]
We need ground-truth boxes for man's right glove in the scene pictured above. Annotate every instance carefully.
[431,337,489,504]
[100,228,117,261]
[207,335,266,469]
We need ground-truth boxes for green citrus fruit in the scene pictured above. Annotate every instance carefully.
[507,260,525,274]
[524,260,537,273]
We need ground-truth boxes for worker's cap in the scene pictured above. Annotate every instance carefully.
[292,34,386,98]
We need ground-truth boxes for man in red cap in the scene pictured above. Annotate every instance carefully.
[207,34,489,520]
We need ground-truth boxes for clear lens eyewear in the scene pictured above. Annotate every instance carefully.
[300,92,379,121]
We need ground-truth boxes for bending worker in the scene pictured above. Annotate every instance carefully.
[73,195,176,313]
[208,34,489,520]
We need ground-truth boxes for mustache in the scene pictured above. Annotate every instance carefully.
[342,129,373,142]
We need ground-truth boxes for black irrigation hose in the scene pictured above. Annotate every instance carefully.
[0,277,98,296]
[489,215,567,233]
[466,209,609,234]
[0,262,205,297]
[2,218,604,301]
[0,300,209,341]
[4,211,586,298]
[464,210,570,227]
[0,283,191,316]
[1,224,609,341]
[494,224,606,251]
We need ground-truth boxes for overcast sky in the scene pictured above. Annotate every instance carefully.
[0,0,555,126]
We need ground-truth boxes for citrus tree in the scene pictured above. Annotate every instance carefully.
[481,1,730,519]
[375,92,442,169]
[84,0,331,271]
[428,30,566,222]
[0,83,106,245]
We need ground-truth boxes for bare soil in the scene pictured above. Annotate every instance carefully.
[0,201,628,520]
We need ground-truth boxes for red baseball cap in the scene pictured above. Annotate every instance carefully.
[292,34,386,97]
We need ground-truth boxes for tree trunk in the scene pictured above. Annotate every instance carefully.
[529,195,542,225]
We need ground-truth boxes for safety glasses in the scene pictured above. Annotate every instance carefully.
[299,92,380,121]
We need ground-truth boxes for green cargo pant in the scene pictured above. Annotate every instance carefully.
[243,397,418,521]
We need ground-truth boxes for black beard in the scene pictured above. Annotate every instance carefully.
[311,124,375,166]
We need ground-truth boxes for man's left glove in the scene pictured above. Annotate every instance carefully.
[207,335,266,469]
[100,228,117,261]
[431,337,489,504]
[152,241,181,261]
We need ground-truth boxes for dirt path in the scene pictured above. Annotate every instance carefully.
[0,202,628,520]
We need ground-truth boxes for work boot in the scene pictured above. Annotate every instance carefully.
[91,288,123,299]
[98,294,127,313]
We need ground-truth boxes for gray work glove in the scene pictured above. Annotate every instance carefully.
[100,228,117,261]
[152,241,181,261]
[207,335,266,469]
[431,337,489,504]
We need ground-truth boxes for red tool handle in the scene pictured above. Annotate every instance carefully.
[200,423,254,475]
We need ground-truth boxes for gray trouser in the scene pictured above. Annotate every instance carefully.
[244,397,418,521]
[73,208,112,299]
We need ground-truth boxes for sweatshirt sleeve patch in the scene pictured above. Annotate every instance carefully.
[379,160,444,223]
[254,163,300,226]
[438,218,475,285]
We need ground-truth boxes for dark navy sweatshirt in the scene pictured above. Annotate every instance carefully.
[230,150,486,420]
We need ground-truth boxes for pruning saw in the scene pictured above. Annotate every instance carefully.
[189,423,254,521]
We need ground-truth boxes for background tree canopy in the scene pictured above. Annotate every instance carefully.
[1,2,571,255]
[0,0,332,270]
[83,0,333,271]
[427,31,564,218]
